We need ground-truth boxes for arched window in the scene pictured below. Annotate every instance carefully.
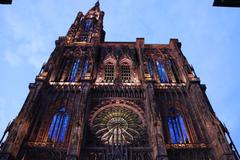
[167,108,189,144]
[104,63,115,83]
[168,59,180,83]
[148,60,153,77]
[85,19,91,32]
[56,59,68,81]
[81,59,89,79]
[121,63,131,83]
[156,60,168,83]
[69,59,80,82]
[48,107,69,143]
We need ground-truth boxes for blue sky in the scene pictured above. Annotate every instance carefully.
[0,0,239,150]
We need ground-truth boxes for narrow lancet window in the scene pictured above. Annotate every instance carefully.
[81,59,89,79]
[85,19,91,32]
[156,60,168,83]
[168,59,180,83]
[105,64,114,83]
[48,107,69,143]
[57,59,68,81]
[167,108,189,144]
[148,60,153,77]
[121,64,131,83]
[69,59,80,82]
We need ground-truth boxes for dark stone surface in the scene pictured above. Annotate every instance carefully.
[0,0,12,4]
[213,0,240,7]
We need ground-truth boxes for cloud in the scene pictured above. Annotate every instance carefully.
[4,51,22,67]
[3,40,47,68]
[2,9,48,69]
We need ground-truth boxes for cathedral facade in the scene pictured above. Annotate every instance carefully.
[0,2,238,160]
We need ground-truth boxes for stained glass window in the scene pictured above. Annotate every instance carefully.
[148,60,153,77]
[69,59,80,82]
[90,107,144,145]
[48,107,69,143]
[81,59,89,79]
[105,64,114,83]
[121,64,131,83]
[167,108,189,144]
[156,60,168,83]
[85,19,91,32]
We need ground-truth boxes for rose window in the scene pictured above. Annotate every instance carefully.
[90,106,145,145]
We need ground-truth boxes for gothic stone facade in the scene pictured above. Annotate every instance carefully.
[0,2,237,160]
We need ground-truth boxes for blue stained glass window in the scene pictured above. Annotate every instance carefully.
[148,60,153,77]
[48,107,69,143]
[81,59,89,79]
[168,118,176,144]
[59,115,69,142]
[156,60,168,83]
[85,19,91,32]
[167,109,189,144]
[179,116,188,143]
[69,59,80,82]
[172,118,179,142]
[48,114,57,139]
[51,115,61,140]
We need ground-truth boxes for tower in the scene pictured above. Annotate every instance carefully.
[0,2,238,160]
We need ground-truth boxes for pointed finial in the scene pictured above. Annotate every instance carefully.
[95,0,100,7]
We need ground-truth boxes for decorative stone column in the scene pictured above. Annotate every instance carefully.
[66,82,90,160]
[144,83,168,160]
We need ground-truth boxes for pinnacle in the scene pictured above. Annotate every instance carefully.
[95,0,100,7]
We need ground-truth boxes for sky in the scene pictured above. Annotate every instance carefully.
[0,0,239,151]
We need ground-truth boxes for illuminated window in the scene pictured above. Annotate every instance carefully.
[69,59,80,82]
[48,107,69,143]
[167,108,189,144]
[156,60,168,83]
[85,19,91,32]
[121,64,131,83]
[81,59,89,79]
[91,107,144,145]
[105,64,114,82]
[148,60,153,77]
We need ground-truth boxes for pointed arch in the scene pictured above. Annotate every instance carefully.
[167,108,189,144]
[147,59,153,77]
[48,107,69,143]
[119,57,133,66]
[81,58,89,79]
[69,59,80,82]
[156,60,168,83]
[168,58,180,83]
[103,57,116,83]
[119,57,132,83]
[103,56,117,65]
[85,19,92,32]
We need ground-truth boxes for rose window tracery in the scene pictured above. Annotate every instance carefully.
[90,106,145,145]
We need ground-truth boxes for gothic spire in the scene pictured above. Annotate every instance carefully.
[95,0,100,7]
